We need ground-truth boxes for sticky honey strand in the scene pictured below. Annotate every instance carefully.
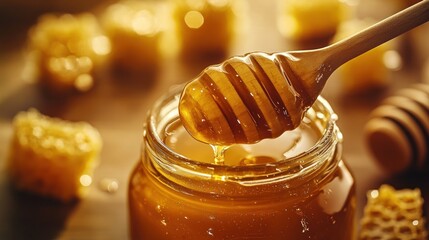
[179,52,314,145]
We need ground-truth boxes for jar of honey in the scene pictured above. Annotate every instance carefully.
[128,86,356,239]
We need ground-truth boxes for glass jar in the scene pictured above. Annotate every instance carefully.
[128,86,356,240]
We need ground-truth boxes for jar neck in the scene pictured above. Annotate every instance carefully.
[142,86,342,198]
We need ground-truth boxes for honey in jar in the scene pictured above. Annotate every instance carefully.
[128,86,356,239]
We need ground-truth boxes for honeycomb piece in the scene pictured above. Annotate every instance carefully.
[26,13,110,94]
[278,0,345,42]
[174,0,243,58]
[359,185,427,240]
[8,109,102,202]
[101,0,168,73]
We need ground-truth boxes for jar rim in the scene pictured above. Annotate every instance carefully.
[144,84,341,185]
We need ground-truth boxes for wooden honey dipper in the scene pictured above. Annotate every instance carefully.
[179,0,429,145]
[365,83,429,175]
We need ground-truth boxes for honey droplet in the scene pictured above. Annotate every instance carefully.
[211,145,229,165]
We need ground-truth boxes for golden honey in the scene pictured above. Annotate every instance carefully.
[178,52,314,146]
[128,86,356,239]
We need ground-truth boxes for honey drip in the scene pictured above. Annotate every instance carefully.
[179,52,313,146]
[164,118,317,166]
[211,145,228,165]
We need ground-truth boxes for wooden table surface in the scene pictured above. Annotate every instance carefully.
[1,1,428,239]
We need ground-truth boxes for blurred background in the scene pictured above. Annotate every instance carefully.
[0,0,428,239]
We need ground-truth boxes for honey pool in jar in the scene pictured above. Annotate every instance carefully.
[128,86,356,239]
